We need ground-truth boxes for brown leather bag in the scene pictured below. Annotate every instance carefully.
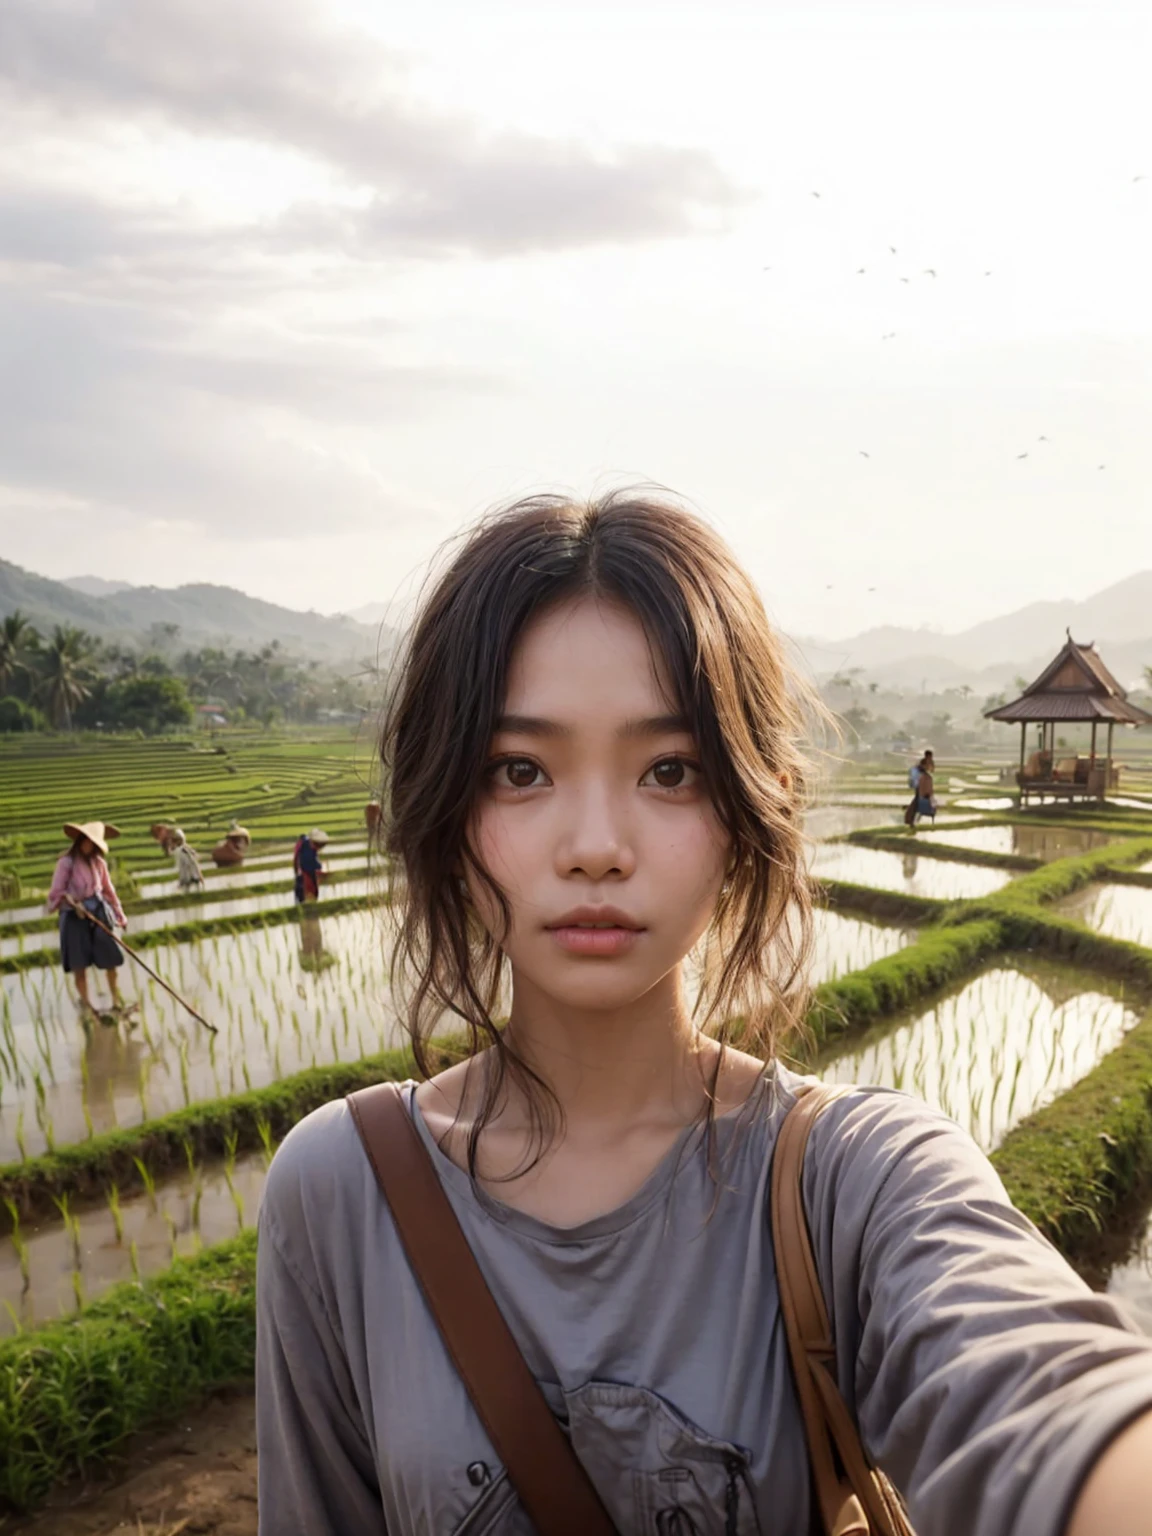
[348,1079,914,1536]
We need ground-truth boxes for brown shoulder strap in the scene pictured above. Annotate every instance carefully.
[772,1083,915,1536]
[347,1082,618,1536]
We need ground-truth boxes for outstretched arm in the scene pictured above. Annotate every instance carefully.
[1067,1407,1152,1534]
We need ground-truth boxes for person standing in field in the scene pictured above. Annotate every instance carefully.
[293,828,329,903]
[904,748,936,827]
[46,820,128,1020]
[171,828,204,891]
[257,492,1152,1536]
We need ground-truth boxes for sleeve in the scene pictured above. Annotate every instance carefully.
[96,858,127,926]
[804,1089,1152,1536]
[46,856,71,913]
[256,1202,385,1535]
[300,841,322,875]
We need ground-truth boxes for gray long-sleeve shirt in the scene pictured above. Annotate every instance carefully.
[256,1068,1152,1535]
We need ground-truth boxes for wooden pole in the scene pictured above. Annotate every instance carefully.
[1107,721,1115,796]
[1090,719,1097,766]
[70,901,217,1033]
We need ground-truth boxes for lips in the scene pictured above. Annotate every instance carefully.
[545,905,645,958]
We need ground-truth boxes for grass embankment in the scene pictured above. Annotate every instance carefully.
[0,862,378,944]
[991,1010,1152,1254]
[845,828,1038,872]
[819,879,944,926]
[0,1044,442,1229]
[0,887,388,975]
[0,1234,257,1512]
[806,918,1002,1055]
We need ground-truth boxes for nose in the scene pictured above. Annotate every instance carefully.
[555,780,636,882]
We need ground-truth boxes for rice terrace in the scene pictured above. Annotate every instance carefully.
[7,711,1152,1529]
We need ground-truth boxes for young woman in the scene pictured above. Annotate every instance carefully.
[257,492,1152,1535]
[46,820,128,1018]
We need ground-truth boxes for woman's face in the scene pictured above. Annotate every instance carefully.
[79,838,96,858]
[467,596,730,1017]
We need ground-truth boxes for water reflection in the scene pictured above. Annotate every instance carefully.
[924,824,1125,861]
[810,844,1011,900]
[819,966,1140,1151]
[0,906,407,1163]
[1056,884,1152,948]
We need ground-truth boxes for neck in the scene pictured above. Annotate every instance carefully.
[501,965,716,1130]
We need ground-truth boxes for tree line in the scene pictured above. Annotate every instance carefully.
[0,613,379,734]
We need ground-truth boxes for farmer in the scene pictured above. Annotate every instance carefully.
[294,828,329,903]
[211,820,251,868]
[904,748,937,827]
[171,828,204,891]
[46,820,128,1019]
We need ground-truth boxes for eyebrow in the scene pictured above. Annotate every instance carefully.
[494,713,692,740]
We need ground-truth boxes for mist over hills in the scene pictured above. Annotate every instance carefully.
[5,559,1150,690]
[0,560,383,662]
[795,571,1152,692]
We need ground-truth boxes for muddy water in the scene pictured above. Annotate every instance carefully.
[951,796,1016,811]
[819,965,1140,1151]
[0,1149,268,1336]
[1056,884,1152,948]
[0,875,377,959]
[0,906,407,1163]
[136,847,370,899]
[804,807,902,841]
[810,844,1011,900]
[923,825,1124,861]
[810,909,915,983]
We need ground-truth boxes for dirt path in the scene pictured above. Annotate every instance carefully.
[3,1387,257,1536]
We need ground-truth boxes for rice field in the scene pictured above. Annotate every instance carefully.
[818,963,1142,1151]
[5,734,1152,1379]
[1055,884,1152,948]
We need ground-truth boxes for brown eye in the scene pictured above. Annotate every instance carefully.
[643,757,700,789]
[503,758,542,789]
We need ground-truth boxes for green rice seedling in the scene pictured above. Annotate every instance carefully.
[182,1135,196,1178]
[178,1039,191,1106]
[129,1237,140,1281]
[191,1174,204,1233]
[107,1182,125,1244]
[71,1267,85,1312]
[242,1059,252,1092]
[132,1155,157,1210]
[165,1209,179,1264]
[3,1198,30,1289]
[14,1109,27,1162]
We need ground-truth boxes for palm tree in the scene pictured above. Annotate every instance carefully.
[0,611,39,697]
[38,626,94,730]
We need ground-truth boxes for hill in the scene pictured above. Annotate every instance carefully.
[798,571,1152,691]
[0,559,384,662]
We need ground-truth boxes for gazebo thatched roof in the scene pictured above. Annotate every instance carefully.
[985,635,1152,726]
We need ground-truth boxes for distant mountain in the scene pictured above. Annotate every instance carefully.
[0,559,387,663]
[345,601,392,627]
[64,576,135,598]
[799,571,1152,691]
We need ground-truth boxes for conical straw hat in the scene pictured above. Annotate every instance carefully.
[62,821,121,857]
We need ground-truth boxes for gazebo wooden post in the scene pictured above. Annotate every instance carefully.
[1019,722,1026,778]
[1090,720,1097,767]
[1106,721,1115,796]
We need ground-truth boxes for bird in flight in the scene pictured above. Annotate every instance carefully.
[881,331,897,340]
[812,190,822,199]
[899,276,910,284]
[1038,435,1049,442]
[868,587,876,592]
[923,268,937,277]
[889,246,897,254]
[984,270,993,277]
[857,267,866,275]
[1017,452,1029,460]
[1098,464,1106,470]
[1134,175,1146,183]
[859,451,871,459]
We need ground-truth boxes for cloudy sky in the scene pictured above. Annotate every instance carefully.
[0,0,1148,640]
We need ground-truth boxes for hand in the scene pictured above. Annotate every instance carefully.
[120,919,129,934]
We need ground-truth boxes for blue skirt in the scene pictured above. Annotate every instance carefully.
[59,903,123,973]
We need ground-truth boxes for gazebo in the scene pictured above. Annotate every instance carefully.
[985,634,1152,804]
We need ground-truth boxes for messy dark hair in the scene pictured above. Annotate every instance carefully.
[379,489,821,1171]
